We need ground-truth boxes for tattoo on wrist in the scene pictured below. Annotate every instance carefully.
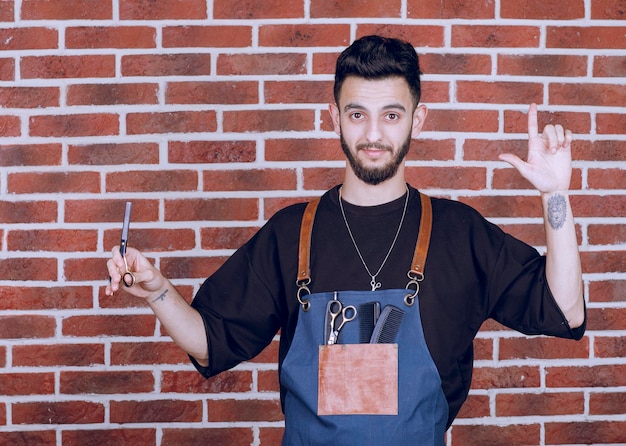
[152,289,168,303]
[547,194,567,230]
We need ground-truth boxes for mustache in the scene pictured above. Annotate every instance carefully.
[356,142,393,151]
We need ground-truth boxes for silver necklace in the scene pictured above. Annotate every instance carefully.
[338,185,410,291]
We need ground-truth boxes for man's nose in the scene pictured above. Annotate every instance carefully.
[365,119,382,142]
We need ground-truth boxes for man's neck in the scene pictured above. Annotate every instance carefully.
[340,172,408,206]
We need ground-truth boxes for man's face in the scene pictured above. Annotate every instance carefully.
[329,76,427,185]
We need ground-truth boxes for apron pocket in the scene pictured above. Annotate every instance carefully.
[318,343,398,415]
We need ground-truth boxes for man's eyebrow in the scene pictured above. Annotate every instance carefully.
[343,102,407,113]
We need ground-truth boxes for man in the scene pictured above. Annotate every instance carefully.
[107,35,585,445]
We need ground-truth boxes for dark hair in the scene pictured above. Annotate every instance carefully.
[333,35,422,108]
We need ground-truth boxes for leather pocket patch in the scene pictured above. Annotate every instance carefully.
[318,343,398,415]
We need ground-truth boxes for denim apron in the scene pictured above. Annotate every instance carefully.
[280,193,448,445]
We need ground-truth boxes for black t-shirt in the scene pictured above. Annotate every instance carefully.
[190,184,585,427]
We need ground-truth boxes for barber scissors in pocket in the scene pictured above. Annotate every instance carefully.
[327,292,357,345]
[119,202,136,288]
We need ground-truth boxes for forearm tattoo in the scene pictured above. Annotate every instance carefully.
[152,289,168,303]
[547,194,567,230]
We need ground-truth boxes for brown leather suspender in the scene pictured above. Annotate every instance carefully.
[296,192,433,309]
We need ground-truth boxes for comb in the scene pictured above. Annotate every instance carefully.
[370,305,405,344]
[358,301,380,343]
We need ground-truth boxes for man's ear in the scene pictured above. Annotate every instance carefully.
[328,102,341,136]
[411,104,428,139]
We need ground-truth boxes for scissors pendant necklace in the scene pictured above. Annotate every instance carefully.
[339,185,410,292]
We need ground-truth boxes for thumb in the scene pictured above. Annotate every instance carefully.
[499,153,527,173]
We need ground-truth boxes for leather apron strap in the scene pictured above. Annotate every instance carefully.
[297,191,433,292]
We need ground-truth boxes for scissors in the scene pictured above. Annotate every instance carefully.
[326,292,357,345]
[119,201,136,288]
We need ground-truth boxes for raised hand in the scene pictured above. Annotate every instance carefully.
[499,103,573,194]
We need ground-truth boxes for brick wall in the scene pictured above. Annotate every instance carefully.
[0,0,624,445]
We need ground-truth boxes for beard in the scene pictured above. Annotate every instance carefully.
[340,131,412,185]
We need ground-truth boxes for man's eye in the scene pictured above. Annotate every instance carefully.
[387,113,399,120]
[351,112,363,119]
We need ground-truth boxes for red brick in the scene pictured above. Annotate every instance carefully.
[503,109,591,135]
[313,51,340,75]
[0,86,59,108]
[550,83,626,107]
[61,371,155,394]
[166,81,258,104]
[421,53,491,75]
[8,229,97,252]
[589,392,626,415]
[9,171,100,194]
[588,168,626,189]
[312,0,401,18]
[576,140,626,161]
[168,140,256,164]
[408,0,495,18]
[546,364,626,387]
[163,25,252,48]
[595,336,626,358]
[14,343,104,367]
[499,337,589,360]
[423,109,499,133]
[126,111,216,135]
[265,80,333,104]
[21,0,112,19]
[122,53,211,76]
[247,339,279,363]
[29,113,119,137]
[63,257,127,283]
[0,27,58,50]
[66,26,156,49]
[581,251,626,274]
[406,166,487,190]
[63,428,156,446]
[592,0,626,19]
[499,223,546,247]
[259,427,284,445]
[594,55,626,77]
[597,113,626,134]
[21,55,115,79]
[0,143,62,166]
[302,167,344,191]
[203,168,297,192]
[0,286,92,310]
[111,341,189,365]
[111,400,202,423]
[208,398,283,422]
[498,54,587,77]
[265,138,342,162]
[0,372,55,395]
[461,195,543,218]
[63,314,156,337]
[471,365,541,389]
[457,81,543,104]
[120,0,207,19]
[588,307,626,331]
[67,83,158,106]
[496,392,584,416]
[68,142,159,165]
[224,109,314,133]
[259,24,350,47]
[264,195,316,219]
[258,370,280,392]
[13,401,105,424]
[589,280,626,303]
[0,0,14,21]
[421,80,451,103]
[0,258,57,281]
[214,0,303,19]
[547,26,626,49]
[0,114,20,136]
[501,0,584,19]
[0,315,56,339]
[161,370,253,393]
[217,53,307,76]
[546,421,626,444]
[160,255,227,279]
[451,424,540,446]
[455,394,490,419]
[473,338,493,361]
[0,58,15,80]
[65,199,159,223]
[161,428,252,446]
[107,170,198,193]
[104,228,195,253]
[201,226,258,250]
[452,25,540,48]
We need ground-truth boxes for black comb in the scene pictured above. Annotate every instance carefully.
[370,305,404,344]
[358,301,380,343]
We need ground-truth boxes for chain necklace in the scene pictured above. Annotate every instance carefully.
[338,185,410,291]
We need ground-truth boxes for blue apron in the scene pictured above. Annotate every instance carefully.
[280,193,448,445]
